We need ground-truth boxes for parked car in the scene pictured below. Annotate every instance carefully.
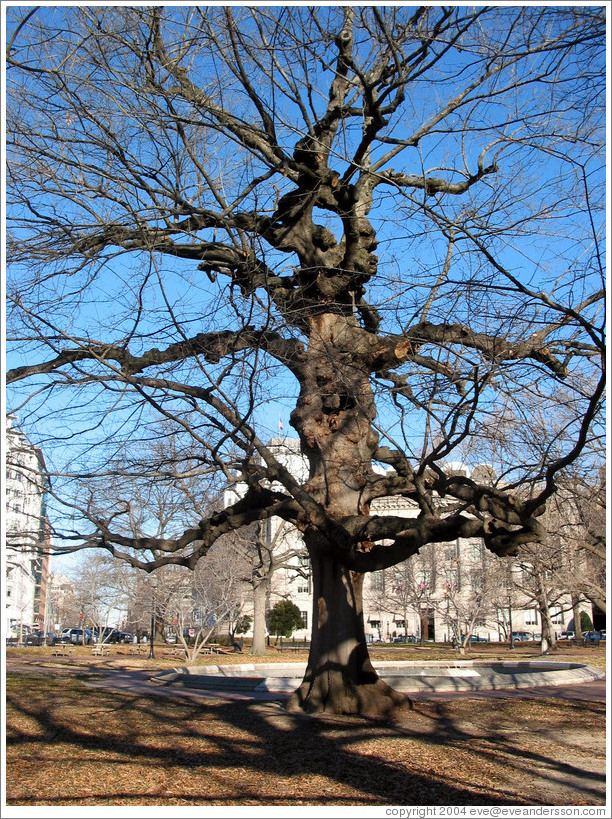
[58,628,93,645]
[511,631,532,642]
[393,635,407,643]
[25,631,57,646]
[470,634,490,643]
[93,627,128,644]
[93,627,115,643]
[559,631,575,640]
[582,630,601,642]
[599,630,606,640]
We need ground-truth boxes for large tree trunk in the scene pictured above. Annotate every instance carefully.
[287,533,409,716]
[286,312,410,716]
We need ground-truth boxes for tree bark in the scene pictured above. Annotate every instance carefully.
[287,532,409,716]
[251,578,269,655]
[571,593,583,639]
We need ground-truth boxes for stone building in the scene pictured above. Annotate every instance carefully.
[5,415,52,639]
[236,438,586,644]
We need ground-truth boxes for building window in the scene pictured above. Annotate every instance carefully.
[497,607,509,623]
[300,611,308,629]
[371,570,385,592]
[550,606,563,624]
[296,554,311,594]
[525,608,538,625]
[468,542,483,561]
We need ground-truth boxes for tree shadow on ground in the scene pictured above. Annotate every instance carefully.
[5,670,606,806]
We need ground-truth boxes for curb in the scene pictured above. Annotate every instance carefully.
[151,660,605,696]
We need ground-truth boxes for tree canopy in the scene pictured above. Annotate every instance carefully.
[5,4,606,714]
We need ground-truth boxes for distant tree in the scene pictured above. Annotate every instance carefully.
[226,518,308,655]
[268,600,304,640]
[6,5,605,715]
[366,545,437,643]
[168,547,247,664]
[431,541,497,654]
[72,553,130,644]
[234,614,252,637]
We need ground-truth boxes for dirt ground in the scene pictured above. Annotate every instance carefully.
[4,642,607,807]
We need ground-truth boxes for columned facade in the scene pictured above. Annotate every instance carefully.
[235,438,590,645]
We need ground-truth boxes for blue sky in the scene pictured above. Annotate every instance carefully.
[3,3,606,569]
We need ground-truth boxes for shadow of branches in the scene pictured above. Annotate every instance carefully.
[5,670,606,807]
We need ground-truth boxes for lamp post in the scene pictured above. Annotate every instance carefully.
[148,578,156,659]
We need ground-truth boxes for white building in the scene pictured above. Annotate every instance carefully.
[4,416,51,640]
[235,438,585,644]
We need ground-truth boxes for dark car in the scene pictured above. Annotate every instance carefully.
[58,628,93,645]
[25,631,57,646]
[511,631,532,642]
[93,627,121,644]
[583,630,601,642]
[470,634,490,643]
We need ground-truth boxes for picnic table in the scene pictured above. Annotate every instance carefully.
[201,643,222,654]
[163,647,187,657]
[51,645,73,656]
[91,646,110,656]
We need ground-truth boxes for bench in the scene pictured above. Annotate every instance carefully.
[278,641,310,653]
[91,646,110,656]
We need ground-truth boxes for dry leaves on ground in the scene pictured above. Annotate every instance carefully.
[5,668,605,807]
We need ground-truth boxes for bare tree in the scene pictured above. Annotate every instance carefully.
[167,547,247,664]
[432,541,498,654]
[72,553,130,643]
[550,474,606,617]
[6,6,605,715]
[234,519,309,655]
[365,545,437,642]
[513,538,569,653]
